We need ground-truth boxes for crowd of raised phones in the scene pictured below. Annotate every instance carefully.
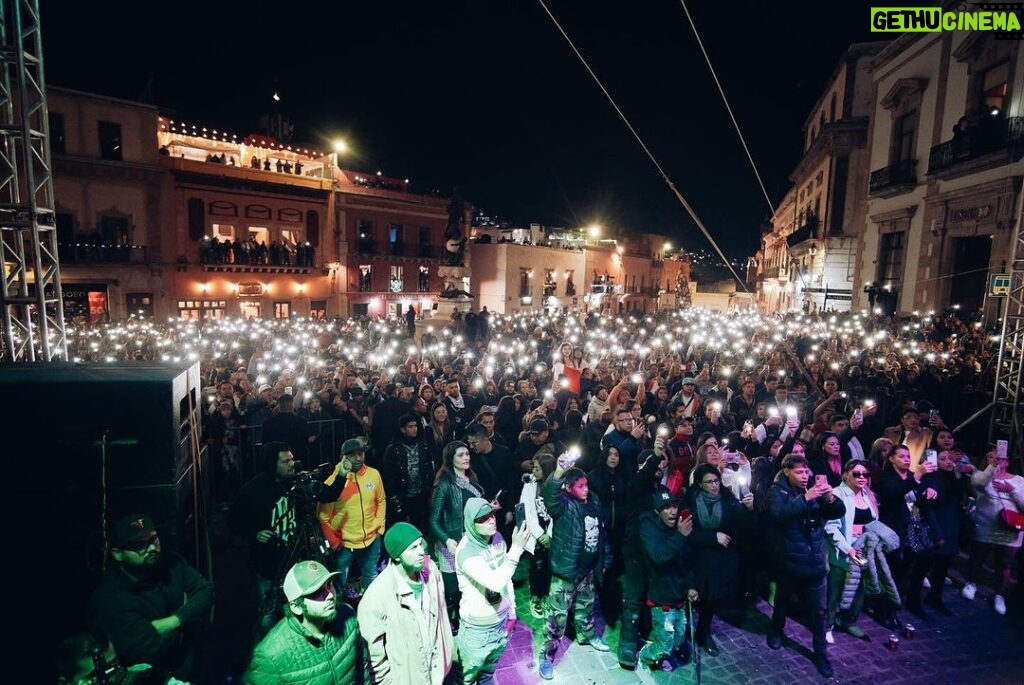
[59,306,1023,684]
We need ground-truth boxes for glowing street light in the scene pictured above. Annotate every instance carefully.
[588,224,602,238]
[333,139,348,153]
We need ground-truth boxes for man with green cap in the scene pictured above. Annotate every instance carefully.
[358,522,453,685]
[455,498,531,685]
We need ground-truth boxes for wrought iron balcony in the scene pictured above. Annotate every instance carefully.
[928,115,1024,176]
[869,159,917,196]
[58,242,148,264]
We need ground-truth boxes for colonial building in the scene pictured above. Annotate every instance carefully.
[47,87,456,321]
[753,42,885,314]
[857,6,1023,316]
[49,87,170,322]
[470,240,585,314]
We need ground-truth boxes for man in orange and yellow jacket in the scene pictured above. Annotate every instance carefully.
[319,438,387,597]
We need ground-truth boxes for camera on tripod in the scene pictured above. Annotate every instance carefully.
[287,462,334,502]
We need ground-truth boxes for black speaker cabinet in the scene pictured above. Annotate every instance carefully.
[0,361,209,628]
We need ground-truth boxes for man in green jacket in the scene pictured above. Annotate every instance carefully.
[244,560,368,684]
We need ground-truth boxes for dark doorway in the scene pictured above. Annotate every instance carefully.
[949,236,991,312]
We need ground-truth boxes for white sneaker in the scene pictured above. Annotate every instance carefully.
[825,629,834,644]
[922,577,931,589]
[994,595,1007,615]
[961,583,977,601]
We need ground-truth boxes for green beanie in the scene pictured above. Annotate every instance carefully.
[384,522,423,560]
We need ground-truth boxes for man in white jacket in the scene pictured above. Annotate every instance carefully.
[358,523,453,685]
[455,498,531,685]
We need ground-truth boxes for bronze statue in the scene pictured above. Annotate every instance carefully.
[444,186,466,266]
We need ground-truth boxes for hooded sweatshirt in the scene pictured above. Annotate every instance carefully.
[454,498,523,628]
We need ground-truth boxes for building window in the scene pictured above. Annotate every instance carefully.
[248,226,269,246]
[829,92,837,122]
[49,112,66,154]
[389,223,403,255]
[352,303,369,318]
[359,265,372,292]
[892,110,917,163]
[979,61,1010,113]
[390,265,404,293]
[565,270,576,296]
[281,228,302,248]
[878,231,905,287]
[274,301,291,319]
[98,120,122,161]
[178,299,226,321]
[357,220,374,253]
[544,269,556,297]
[310,300,327,319]
[126,293,153,318]
[212,223,235,241]
[418,227,432,258]
[99,214,130,246]
[418,266,430,292]
[519,268,531,297]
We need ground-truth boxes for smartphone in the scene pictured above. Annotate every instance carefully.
[929,409,939,421]
[679,508,692,522]
[631,373,644,384]
[815,474,827,487]
[924,449,938,466]
[514,502,526,527]
[997,440,1008,459]
[285,386,293,396]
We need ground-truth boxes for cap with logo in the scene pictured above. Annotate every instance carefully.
[112,513,158,548]
[529,418,549,434]
[282,560,340,602]
[651,485,680,511]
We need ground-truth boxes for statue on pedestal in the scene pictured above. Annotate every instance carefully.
[444,186,466,266]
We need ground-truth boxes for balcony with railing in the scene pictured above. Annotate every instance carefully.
[761,264,787,280]
[869,158,917,197]
[786,215,819,249]
[58,241,148,265]
[928,115,1024,178]
[196,238,315,272]
[590,283,623,295]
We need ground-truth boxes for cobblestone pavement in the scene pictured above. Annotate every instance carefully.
[494,573,1023,685]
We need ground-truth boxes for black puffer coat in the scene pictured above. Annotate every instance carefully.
[543,474,607,582]
[683,487,750,602]
[767,471,846,579]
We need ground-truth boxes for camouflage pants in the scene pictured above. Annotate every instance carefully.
[538,571,596,657]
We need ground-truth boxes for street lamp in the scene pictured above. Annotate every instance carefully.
[333,139,348,153]
[588,224,602,238]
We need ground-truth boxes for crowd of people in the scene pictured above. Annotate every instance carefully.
[56,305,1024,684]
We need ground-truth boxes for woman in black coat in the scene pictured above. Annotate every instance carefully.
[875,443,934,624]
[684,463,753,656]
[916,449,968,615]
[588,444,628,624]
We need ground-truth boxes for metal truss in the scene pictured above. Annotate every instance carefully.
[0,0,65,362]
[989,185,1024,452]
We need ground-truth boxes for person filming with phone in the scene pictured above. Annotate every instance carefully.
[766,454,846,678]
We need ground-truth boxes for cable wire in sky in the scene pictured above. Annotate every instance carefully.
[534,0,750,293]
[678,0,776,222]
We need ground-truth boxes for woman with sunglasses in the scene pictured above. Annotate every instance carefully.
[824,461,894,640]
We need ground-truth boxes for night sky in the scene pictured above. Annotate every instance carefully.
[42,0,880,257]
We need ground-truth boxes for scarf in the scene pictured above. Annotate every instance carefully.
[697,490,722,530]
[448,393,465,410]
